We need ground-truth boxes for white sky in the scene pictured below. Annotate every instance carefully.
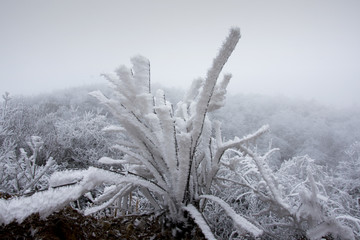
[0,0,360,107]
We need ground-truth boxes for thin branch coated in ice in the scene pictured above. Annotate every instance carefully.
[183,204,216,240]
[213,124,270,165]
[98,156,128,165]
[199,195,263,237]
[191,28,241,149]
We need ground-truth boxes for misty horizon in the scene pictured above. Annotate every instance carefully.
[1,1,360,107]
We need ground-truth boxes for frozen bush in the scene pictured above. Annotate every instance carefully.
[0,136,57,195]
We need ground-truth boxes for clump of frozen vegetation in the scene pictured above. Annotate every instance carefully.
[88,27,263,238]
[0,136,56,195]
[0,93,57,195]
[0,28,359,239]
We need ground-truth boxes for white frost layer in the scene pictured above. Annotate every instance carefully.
[0,185,83,225]
[0,167,120,225]
[0,167,168,225]
[98,156,128,165]
[200,195,263,237]
[183,204,216,240]
[102,125,125,133]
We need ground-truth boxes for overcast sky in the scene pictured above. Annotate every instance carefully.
[1,0,360,107]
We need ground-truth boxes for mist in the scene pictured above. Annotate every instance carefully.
[1,0,360,107]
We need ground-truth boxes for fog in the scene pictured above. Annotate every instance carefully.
[1,0,360,107]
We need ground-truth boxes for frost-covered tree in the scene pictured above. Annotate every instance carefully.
[1,92,11,122]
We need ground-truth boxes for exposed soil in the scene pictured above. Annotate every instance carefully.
[0,206,206,240]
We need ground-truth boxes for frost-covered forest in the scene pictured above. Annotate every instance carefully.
[1,29,360,239]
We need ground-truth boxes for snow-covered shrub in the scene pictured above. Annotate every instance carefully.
[84,27,266,238]
[0,139,16,191]
[203,146,359,239]
[1,93,58,195]
[333,142,360,218]
[0,90,114,171]
[339,141,360,193]
[0,136,57,195]
[54,110,113,168]
[277,156,358,239]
